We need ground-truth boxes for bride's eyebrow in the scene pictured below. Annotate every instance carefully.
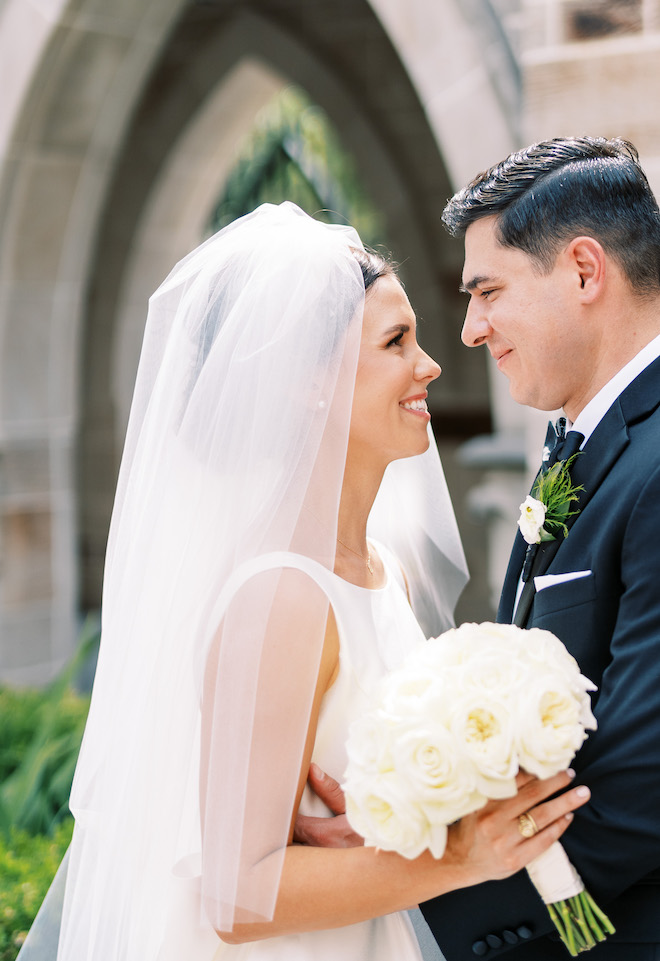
[383,324,410,336]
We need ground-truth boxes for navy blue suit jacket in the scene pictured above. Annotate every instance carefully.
[421,356,660,959]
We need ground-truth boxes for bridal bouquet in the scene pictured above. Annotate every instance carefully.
[343,622,614,956]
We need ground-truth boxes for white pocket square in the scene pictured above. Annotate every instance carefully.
[534,570,592,592]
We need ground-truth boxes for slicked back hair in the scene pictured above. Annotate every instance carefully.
[443,137,660,294]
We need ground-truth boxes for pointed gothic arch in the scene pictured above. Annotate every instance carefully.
[0,0,514,680]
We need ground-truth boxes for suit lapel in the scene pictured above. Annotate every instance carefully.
[498,355,660,626]
[568,402,628,515]
[497,531,527,622]
[511,410,628,627]
[568,353,660,512]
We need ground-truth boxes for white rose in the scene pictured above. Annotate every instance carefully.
[344,770,438,859]
[515,672,590,778]
[345,712,395,777]
[518,495,547,545]
[388,722,484,821]
[520,629,598,730]
[457,649,529,700]
[379,664,445,721]
[418,630,466,668]
[523,627,583,679]
[450,693,519,797]
[463,621,527,651]
[428,622,527,670]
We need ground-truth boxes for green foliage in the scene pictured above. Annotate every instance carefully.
[0,821,72,961]
[0,623,98,959]
[532,454,584,541]
[211,85,387,248]
[0,622,96,837]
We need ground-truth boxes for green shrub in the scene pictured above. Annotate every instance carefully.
[0,624,98,959]
[0,820,72,961]
[0,689,89,836]
[0,627,96,837]
[0,687,44,783]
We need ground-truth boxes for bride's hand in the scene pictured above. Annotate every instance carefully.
[294,764,364,848]
[440,770,590,887]
[294,764,589,882]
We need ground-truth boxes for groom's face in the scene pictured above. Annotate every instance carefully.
[460,216,589,414]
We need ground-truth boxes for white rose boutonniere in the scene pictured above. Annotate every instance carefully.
[518,495,548,545]
[518,455,584,546]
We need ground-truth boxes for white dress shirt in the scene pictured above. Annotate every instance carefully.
[571,330,660,444]
[513,331,660,615]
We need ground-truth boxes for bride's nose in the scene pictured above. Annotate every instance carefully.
[415,347,441,383]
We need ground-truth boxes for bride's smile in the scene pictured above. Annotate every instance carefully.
[349,273,441,469]
[400,394,430,417]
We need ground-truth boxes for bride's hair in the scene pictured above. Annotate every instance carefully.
[351,245,397,292]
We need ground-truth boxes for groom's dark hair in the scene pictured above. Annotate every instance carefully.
[443,136,660,294]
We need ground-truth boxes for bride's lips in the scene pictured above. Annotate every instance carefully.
[399,393,430,420]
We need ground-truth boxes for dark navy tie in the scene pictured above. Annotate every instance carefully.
[543,417,584,469]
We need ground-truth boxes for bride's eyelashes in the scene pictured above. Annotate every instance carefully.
[385,324,411,348]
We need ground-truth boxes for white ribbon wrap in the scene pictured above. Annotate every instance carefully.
[526,841,584,904]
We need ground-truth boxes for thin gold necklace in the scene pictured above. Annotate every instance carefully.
[336,536,373,575]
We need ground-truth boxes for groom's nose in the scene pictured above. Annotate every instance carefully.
[461,299,492,348]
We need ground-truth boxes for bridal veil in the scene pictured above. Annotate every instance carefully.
[18,203,467,960]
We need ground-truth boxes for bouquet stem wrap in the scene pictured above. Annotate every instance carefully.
[527,843,615,956]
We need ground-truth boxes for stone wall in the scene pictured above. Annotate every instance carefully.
[523,0,660,193]
[0,0,515,682]
[4,0,654,682]
[0,0,185,682]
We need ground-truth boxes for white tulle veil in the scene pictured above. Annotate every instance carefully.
[17,202,467,960]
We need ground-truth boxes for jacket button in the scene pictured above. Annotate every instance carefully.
[502,930,519,945]
[516,925,533,940]
[486,934,503,949]
[471,941,489,956]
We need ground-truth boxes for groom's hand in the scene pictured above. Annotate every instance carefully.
[293,763,364,848]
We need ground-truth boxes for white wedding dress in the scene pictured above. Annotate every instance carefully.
[160,543,429,961]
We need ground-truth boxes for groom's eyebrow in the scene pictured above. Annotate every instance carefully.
[459,275,492,294]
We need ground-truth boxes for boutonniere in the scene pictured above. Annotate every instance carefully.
[518,454,584,546]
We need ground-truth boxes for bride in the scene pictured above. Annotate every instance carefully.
[19,203,588,961]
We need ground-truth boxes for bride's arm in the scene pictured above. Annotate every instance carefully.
[202,574,589,945]
[224,770,586,944]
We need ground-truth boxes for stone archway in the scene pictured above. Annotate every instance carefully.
[0,0,516,681]
[0,0,185,681]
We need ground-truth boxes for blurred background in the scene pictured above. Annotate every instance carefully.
[0,0,659,949]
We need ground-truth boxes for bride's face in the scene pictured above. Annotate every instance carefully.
[349,275,441,467]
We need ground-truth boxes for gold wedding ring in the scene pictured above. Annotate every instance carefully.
[518,812,539,838]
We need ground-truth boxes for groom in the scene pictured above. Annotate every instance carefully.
[418,137,660,959]
[298,137,660,960]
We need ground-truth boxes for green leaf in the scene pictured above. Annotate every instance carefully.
[0,619,96,838]
[529,454,584,543]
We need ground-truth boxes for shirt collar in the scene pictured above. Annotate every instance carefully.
[570,331,660,444]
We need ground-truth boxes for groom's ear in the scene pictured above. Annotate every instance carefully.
[565,236,606,304]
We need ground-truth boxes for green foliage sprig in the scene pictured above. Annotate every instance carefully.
[532,454,584,541]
